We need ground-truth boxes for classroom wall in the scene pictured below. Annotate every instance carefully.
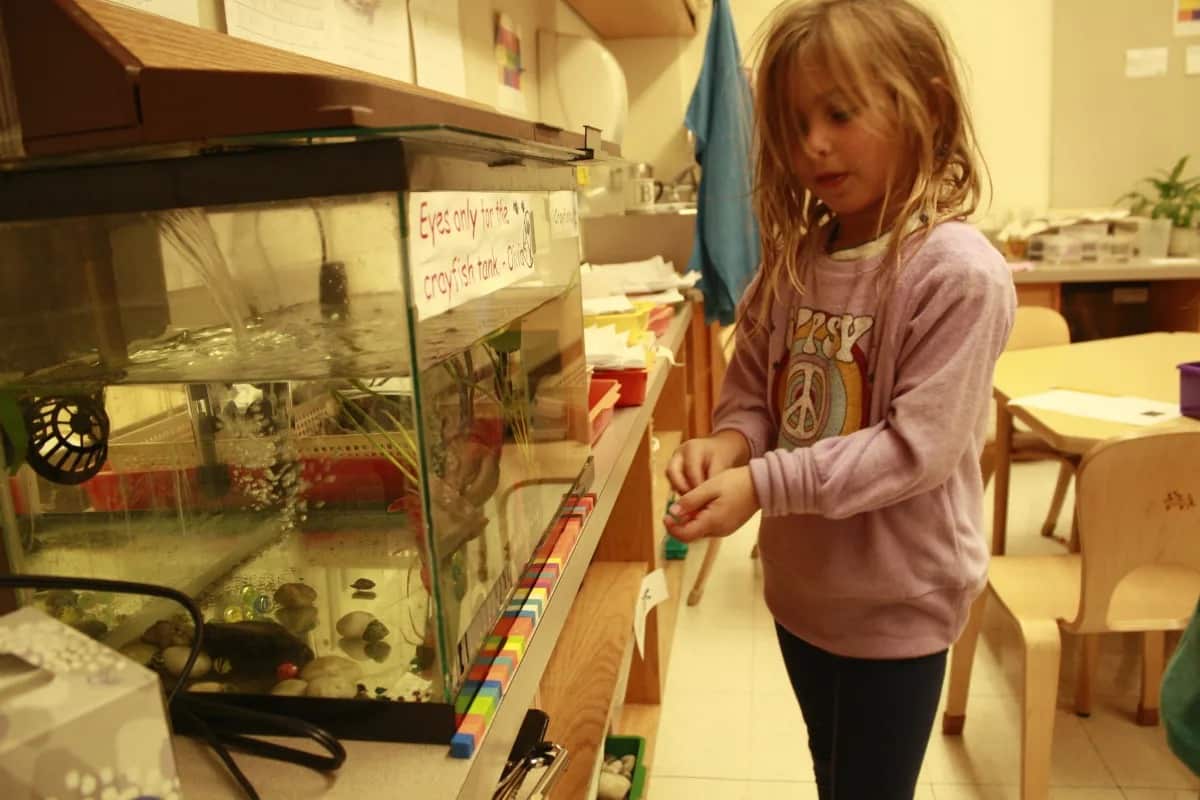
[606,0,1054,218]
[1051,0,1200,209]
[461,0,598,119]
[148,0,597,123]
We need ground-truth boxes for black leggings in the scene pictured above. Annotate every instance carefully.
[775,624,946,800]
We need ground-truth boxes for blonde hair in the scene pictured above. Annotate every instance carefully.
[745,0,985,330]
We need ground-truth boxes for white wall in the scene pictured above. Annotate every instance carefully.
[608,0,1053,218]
[138,0,598,123]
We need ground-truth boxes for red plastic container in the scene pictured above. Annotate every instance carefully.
[85,457,414,512]
[647,305,675,338]
[588,378,621,444]
[1180,362,1200,420]
[593,368,648,407]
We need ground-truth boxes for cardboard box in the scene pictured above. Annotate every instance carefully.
[0,607,181,799]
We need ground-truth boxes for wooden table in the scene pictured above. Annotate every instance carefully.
[991,332,1200,554]
[1010,258,1200,332]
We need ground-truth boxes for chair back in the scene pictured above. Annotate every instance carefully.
[1066,428,1200,634]
[1007,306,1070,351]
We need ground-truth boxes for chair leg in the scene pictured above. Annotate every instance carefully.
[980,442,997,489]
[1020,620,1063,800]
[687,537,722,606]
[1040,459,1075,538]
[1138,630,1166,726]
[943,591,989,735]
[1074,634,1100,717]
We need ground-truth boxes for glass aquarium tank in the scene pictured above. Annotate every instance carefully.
[0,133,591,743]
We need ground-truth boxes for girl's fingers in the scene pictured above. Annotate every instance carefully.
[683,449,707,493]
[673,480,719,518]
[666,508,714,542]
[665,451,691,495]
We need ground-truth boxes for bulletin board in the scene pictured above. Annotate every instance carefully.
[1051,0,1200,208]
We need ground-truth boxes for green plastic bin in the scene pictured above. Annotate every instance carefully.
[603,735,647,799]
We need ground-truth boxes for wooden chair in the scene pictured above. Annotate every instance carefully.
[943,428,1200,800]
[981,306,1077,544]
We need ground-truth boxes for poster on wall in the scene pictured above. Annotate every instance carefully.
[109,0,200,25]
[1177,0,1200,36]
[409,0,468,99]
[406,192,536,320]
[494,12,526,116]
[223,0,413,82]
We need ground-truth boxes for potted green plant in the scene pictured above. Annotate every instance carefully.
[1118,156,1200,257]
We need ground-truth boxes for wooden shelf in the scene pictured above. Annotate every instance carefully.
[1011,257,1200,284]
[1,0,618,159]
[539,562,647,799]
[566,0,698,37]
[167,305,696,799]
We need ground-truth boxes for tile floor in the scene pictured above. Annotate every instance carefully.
[649,461,1200,799]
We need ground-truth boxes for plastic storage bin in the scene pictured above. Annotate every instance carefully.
[646,305,675,338]
[585,304,652,336]
[593,368,648,407]
[1180,362,1200,420]
[588,378,621,444]
[603,735,647,800]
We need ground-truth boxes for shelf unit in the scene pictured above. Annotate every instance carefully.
[566,0,700,38]
[170,304,698,798]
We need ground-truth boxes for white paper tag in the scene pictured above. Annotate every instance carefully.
[1125,47,1169,79]
[548,191,580,240]
[633,568,670,658]
[1187,45,1200,76]
[407,191,536,320]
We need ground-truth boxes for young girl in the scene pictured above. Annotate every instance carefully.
[664,1,1015,797]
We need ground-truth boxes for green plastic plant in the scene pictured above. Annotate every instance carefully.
[1118,156,1200,229]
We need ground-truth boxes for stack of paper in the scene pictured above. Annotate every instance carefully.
[584,325,651,370]
[581,295,635,316]
[1010,389,1180,426]
[581,257,700,298]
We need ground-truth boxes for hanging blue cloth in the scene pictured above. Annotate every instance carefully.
[685,0,759,325]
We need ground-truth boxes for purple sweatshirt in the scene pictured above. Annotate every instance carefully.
[713,222,1015,659]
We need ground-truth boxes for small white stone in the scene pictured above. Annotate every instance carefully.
[162,646,210,679]
[300,655,363,682]
[596,771,631,800]
[305,675,356,698]
[271,679,308,696]
[336,611,374,639]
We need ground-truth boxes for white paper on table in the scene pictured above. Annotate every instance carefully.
[1188,45,1200,76]
[632,288,686,305]
[409,0,467,98]
[582,295,634,315]
[584,325,649,369]
[1125,47,1169,79]
[1010,389,1180,427]
[633,569,669,659]
[581,257,701,295]
[109,0,199,25]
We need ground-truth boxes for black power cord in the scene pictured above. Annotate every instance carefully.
[0,574,346,799]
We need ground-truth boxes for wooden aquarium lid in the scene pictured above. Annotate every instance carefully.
[0,0,616,160]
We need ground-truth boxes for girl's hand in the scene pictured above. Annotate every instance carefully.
[665,430,751,496]
[663,466,760,543]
